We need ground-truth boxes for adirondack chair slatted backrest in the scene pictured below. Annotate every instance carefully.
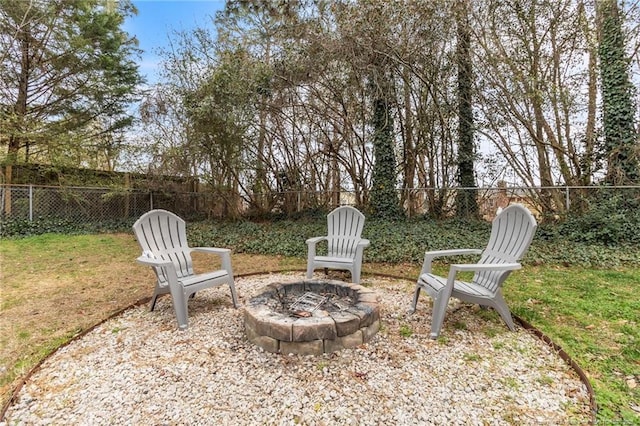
[133,210,194,284]
[473,204,537,293]
[327,206,365,258]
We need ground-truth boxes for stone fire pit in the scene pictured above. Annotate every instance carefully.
[244,279,381,355]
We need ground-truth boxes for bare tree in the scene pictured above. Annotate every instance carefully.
[472,0,594,216]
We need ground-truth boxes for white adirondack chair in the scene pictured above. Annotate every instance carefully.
[133,209,238,330]
[306,206,370,284]
[410,204,537,339]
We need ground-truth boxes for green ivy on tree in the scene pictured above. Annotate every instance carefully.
[598,0,639,185]
[370,96,403,219]
[455,0,478,218]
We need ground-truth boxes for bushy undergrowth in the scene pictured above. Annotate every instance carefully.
[189,216,640,268]
[3,211,640,267]
[0,217,132,238]
[555,193,640,245]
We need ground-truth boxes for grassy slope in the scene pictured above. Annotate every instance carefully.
[1,228,639,423]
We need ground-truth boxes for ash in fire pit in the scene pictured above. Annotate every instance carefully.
[244,279,381,355]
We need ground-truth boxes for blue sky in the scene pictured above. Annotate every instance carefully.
[123,0,226,82]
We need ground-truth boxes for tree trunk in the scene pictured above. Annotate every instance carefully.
[5,22,31,215]
[455,0,478,218]
[370,94,401,219]
[401,67,417,217]
[532,48,557,216]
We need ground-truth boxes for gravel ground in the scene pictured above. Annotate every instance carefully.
[2,273,592,425]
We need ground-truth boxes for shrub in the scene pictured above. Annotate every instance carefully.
[559,193,640,245]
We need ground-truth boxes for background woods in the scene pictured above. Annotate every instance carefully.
[2,0,640,220]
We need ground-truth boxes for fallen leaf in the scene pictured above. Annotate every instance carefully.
[353,371,368,379]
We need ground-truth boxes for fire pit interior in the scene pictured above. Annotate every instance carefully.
[244,279,381,355]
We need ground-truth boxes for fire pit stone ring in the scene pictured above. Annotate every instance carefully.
[244,279,381,355]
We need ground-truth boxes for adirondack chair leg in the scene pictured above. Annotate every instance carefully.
[150,293,160,312]
[165,283,189,330]
[323,267,328,276]
[173,296,189,330]
[430,294,450,339]
[228,279,239,308]
[306,240,316,279]
[306,263,314,279]
[351,266,361,284]
[491,294,516,331]
[408,285,421,314]
[149,284,163,311]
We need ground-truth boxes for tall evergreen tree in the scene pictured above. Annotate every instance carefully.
[598,0,639,184]
[0,0,142,182]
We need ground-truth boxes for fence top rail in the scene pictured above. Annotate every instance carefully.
[0,184,152,192]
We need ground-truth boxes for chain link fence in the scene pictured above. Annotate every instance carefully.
[1,185,152,223]
[0,185,250,224]
[1,184,639,226]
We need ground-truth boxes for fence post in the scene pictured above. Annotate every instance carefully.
[29,184,33,222]
[565,186,570,211]
[150,191,153,210]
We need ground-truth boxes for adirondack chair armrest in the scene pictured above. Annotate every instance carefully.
[192,247,233,275]
[192,247,231,256]
[306,236,328,263]
[306,236,327,245]
[136,255,181,289]
[421,249,482,274]
[449,262,522,273]
[350,238,371,266]
[136,255,173,268]
[441,263,522,291]
[357,238,370,248]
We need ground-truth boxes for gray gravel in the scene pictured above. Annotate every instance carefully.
[2,273,592,425]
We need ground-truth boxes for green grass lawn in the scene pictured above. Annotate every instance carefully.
[505,267,640,422]
[1,228,639,423]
